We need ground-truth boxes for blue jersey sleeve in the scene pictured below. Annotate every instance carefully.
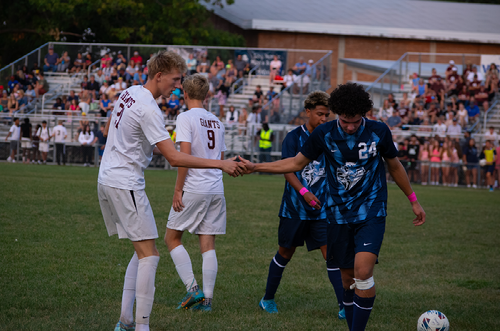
[377,124,398,159]
[299,127,324,161]
[281,131,299,159]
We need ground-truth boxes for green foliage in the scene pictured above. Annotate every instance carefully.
[1,163,500,330]
[0,0,244,67]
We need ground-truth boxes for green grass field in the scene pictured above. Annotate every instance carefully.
[1,163,499,330]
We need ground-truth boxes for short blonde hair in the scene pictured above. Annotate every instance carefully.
[147,50,187,79]
[182,74,209,101]
[304,91,329,110]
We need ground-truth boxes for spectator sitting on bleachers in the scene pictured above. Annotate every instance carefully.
[457,103,468,128]
[447,118,462,137]
[43,47,59,72]
[416,78,427,96]
[80,75,89,91]
[17,90,28,113]
[292,74,310,95]
[25,85,35,104]
[387,110,402,130]
[131,51,143,66]
[86,75,100,101]
[378,99,394,122]
[475,86,490,110]
[266,86,277,102]
[225,61,237,85]
[52,97,65,115]
[99,94,112,117]
[387,93,398,109]
[71,53,84,73]
[467,66,484,83]
[269,55,282,84]
[83,53,93,70]
[95,69,106,85]
[186,53,197,75]
[466,96,480,124]
[234,54,247,77]
[283,69,296,91]
[125,60,138,82]
[484,126,499,146]
[112,77,127,94]
[433,116,447,137]
[114,51,127,68]
[226,105,239,124]
[133,67,147,85]
[486,72,498,101]
[197,56,210,75]
[157,96,168,113]
[166,95,180,120]
[8,76,19,92]
[79,91,90,115]
[68,98,80,115]
[294,57,307,74]
[101,52,113,70]
[469,74,481,95]
[445,60,457,79]
[57,51,71,72]
[67,90,79,108]
[254,85,264,105]
[7,93,19,114]
[34,72,49,97]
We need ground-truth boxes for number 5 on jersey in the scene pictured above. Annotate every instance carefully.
[359,142,377,159]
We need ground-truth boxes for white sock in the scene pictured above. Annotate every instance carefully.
[120,253,139,325]
[135,255,159,326]
[170,245,197,291]
[202,250,218,299]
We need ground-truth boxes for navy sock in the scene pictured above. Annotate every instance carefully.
[327,266,344,310]
[263,252,290,300]
[351,294,376,331]
[343,288,354,330]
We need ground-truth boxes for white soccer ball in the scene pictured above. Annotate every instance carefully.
[417,310,450,331]
[479,159,487,167]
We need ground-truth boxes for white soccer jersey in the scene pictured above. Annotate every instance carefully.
[52,125,67,143]
[37,127,51,142]
[98,85,170,191]
[176,108,226,194]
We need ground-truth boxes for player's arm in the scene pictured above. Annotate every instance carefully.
[172,142,190,212]
[384,156,426,226]
[284,172,321,210]
[103,115,112,137]
[156,139,244,177]
[240,152,311,174]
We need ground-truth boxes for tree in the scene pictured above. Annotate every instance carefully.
[0,0,244,68]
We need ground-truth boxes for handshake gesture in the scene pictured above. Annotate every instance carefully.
[220,156,256,177]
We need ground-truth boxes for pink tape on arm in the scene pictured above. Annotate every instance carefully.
[299,187,309,196]
[408,192,417,202]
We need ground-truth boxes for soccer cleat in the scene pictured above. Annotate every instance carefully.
[338,307,346,320]
[191,302,212,312]
[176,288,205,310]
[114,321,135,331]
[259,297,278,314]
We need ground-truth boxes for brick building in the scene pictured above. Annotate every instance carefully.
[207,0,500,88]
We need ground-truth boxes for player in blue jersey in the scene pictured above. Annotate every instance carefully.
[241,83,426,331]
[259,91,345,318]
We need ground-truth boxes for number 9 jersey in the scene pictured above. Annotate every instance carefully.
[175,107,227,194]
[300,118,398,225]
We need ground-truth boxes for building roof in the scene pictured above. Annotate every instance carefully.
[206,0,500,44]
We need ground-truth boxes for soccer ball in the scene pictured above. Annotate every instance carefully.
[417,310,450,331]
[479,159,487,167]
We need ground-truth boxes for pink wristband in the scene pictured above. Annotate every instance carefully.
[310,200,317,207]
[299,187,309,196]
[408,192,417,202]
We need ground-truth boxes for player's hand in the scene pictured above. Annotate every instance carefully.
[220,157,246,177]
[411,201,426,226]
[303,192,321,210]
[172,190,185,212]
[236,156,256,174]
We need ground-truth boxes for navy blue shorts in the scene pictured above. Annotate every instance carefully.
[326,217,386,269]
[484,165,495,174]
[278,217,327,251]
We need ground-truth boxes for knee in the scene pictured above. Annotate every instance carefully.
[355,266,373,281]
[278,246,295,260]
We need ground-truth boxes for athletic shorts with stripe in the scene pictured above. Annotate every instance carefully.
[326,216,386,269]
[97,183,158,241]
[278,217,327,251]
[167,192,226,235]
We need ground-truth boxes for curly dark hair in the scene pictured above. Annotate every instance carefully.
[328,83,373,117]
[304,90,329,110]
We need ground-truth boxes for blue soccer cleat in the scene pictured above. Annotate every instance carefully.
[259,297,278,314]
[176,288,205,310]
[338,307,346,320]
[191,302,212,312]
[114,321,135,331]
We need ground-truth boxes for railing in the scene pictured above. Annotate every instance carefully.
[232,63,260,95]
[262,51,333,124]
[0,42,49,87]
[468,99,499,133]
[87,59,101,78]
[365,52,488,108]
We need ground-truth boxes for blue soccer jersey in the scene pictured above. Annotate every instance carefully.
[279,124,328,220]
[300,118,398,224]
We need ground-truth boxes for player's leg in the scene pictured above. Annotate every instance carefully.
[340,268,355,330]
[196,234,217,310]
[349,217,385,331]
[192,194,227,311]
[132,239,160,331]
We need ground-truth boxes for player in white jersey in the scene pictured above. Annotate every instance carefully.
[164,74,226,312]
[97,51,245,331]
[36,120,51,164]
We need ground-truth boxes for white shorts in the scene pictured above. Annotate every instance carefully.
[21,137,31,149]
[97,183,158,241]
[39,142,49,152]
[167,192,226,235]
